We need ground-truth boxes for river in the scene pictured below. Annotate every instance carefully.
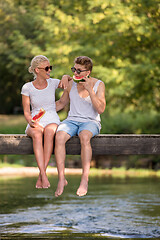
[0,174,160,240]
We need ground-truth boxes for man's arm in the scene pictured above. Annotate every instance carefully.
[56,88,70,112]
[89,82,106,114]
[82,78,106,114]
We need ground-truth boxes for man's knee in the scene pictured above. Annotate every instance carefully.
[55,131,68,145]
[79,131,92,145]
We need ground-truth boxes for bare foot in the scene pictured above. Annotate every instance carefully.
[76,177,88,197]
[55,178,68,197]
[36,175,42,189]
[41,174,50,188]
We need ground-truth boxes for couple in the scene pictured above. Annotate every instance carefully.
[21,55,106,197]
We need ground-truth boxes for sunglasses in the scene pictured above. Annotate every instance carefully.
[38,66,53,71]
[71,67,88,75]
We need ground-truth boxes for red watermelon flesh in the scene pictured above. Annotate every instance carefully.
[32,108,45,121]
[73,75,85,82]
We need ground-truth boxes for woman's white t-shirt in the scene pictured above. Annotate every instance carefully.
[21,78,60,132]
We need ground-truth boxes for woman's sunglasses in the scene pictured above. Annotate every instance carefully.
[71,67,88,74]
[38,66,53,71]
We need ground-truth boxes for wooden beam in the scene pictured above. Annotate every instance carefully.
[0,134,160,155]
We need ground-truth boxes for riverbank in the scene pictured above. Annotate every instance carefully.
[0,165,82,177]
[0,164,160,178]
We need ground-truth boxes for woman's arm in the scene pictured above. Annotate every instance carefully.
[58,75,73,89]
[22,95,38,128]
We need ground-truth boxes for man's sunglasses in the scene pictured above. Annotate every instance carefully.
[71,67,88,75]
[38,66,53,71]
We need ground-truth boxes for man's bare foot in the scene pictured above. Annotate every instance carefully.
[55,178,68,197]
[76,177,88,197]
[36,175,42,189]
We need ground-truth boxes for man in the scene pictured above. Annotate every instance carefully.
[55,56,106,197]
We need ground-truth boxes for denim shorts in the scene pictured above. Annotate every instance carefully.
[57,120,100,137]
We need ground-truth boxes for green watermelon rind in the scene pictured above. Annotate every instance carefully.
[73,75,85,83]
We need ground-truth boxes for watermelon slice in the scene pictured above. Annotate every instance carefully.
[73,75,85,83]
[32,108,45,122]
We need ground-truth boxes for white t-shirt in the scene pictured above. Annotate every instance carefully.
[67,80,102,129]
[21,78,60,131]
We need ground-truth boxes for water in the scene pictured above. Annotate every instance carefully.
[0,175,160,240]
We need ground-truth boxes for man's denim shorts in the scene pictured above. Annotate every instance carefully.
[57,120,100,137]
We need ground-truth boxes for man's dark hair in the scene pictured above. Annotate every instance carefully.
[74,56,93,71]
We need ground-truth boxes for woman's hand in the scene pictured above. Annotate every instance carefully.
[59,75,72,89]
[22,95,43,128]
[29,119,40,128]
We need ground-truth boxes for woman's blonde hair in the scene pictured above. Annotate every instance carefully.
[28,55,49,79]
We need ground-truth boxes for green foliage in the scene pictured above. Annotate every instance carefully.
[0,155,37,167]
[0,0,159,134]
[101,111,160,134]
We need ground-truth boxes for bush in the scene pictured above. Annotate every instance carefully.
[101,111,160,134]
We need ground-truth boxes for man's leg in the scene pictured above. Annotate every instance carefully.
[54,131,71,197]
[77,130,93,196]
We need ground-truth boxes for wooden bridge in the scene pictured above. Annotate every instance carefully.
[0,134,160,155]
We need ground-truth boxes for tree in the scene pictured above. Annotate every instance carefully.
[0,0,159,115]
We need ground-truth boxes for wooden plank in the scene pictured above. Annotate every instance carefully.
[0,134,33,155]
[66,134,160,155]
[91,134,160,155]
[0,134,160,155]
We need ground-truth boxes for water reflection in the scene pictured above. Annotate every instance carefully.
[0,175,160,239]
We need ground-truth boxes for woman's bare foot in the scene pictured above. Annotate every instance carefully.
[41,173,50,188]
[55,178,68,197]
[76,176,88,197]
[36,175,42,189]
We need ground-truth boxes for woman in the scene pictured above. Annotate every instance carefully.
[21,55,68,189]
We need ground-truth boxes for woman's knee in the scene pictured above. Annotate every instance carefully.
[44,124,57,138]
[28,128,43,141]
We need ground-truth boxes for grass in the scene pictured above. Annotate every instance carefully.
[0,114,26,133]
[0,112,67,134]
[90,167,160,178]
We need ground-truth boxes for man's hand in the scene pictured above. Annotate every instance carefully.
[79,76,92,92]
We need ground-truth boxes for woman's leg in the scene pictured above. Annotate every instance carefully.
[26,126,49,188]
[54,131,71,197]
[43,123,58,186]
